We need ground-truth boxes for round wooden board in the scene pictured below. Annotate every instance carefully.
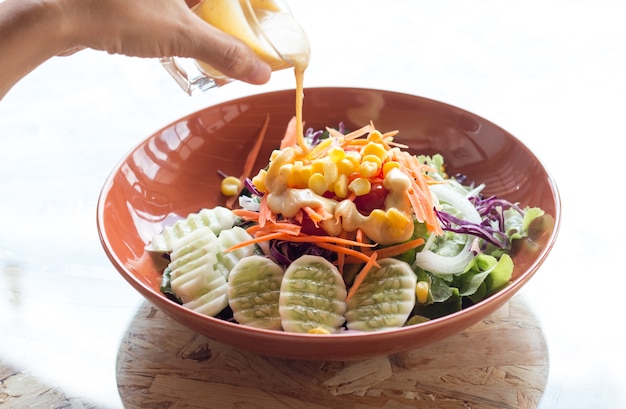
[117,296,548,409]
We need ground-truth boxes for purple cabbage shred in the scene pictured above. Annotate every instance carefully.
[244,177,263,197]
[436,195,525,250]
[270,240,335,268]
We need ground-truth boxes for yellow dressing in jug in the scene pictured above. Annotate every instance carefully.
[194,0,310,144]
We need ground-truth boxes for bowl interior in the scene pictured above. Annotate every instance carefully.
[97,87,560,360]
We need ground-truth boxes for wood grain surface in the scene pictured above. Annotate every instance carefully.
[116,296,548,409]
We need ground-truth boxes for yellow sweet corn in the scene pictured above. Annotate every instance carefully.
[345,150,361,167]
[386,207,411,229]
[336,158,356,176]
[334,174,349,198]
[269,149,281,161]
[311,159,325,175]
[361,154,382,167]
[382,160,401,177]
[290,161,312,188]
[366,130,384,143]
[322,158,339,187]
[359,160,379,178]
[220,176,242,196]
[362,141,387,161]
[348,177,371,196]
[307,137,333,160]
[415,281,430,304]
[368,209,387,225]
[308,172,327,196]
[252,169,267,193]
[308,327,331,334]
[328,146,346,163]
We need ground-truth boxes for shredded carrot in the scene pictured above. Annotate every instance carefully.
[302,206,333,227]
[386,140,409,149]
[226,114,270,209]
[306,137,338,161]
[345,252,379,302]
[279,116,298,150]
[341,237,425,264]
[341,123,375,142]
[366,237,425,259]
[382,130,400,139]
[257,194,275,227]
[275,233,376,248]
[393,150,443,235]
[315,242,377,266]
[225,229,376,253]
[232,208,260,221]
[246,221,302,237]
[355,228,364,244]
[225,231,286,252]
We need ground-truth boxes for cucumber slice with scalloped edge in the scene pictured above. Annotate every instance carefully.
[168,226,228,317]
[216,226,258,279]
[345,258,417,331]
[147,206,236,253]
[228,255,285,330]
[279,255,347,334]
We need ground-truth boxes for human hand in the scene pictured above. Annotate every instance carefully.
[1,0,272,99]
[61,0,272,85]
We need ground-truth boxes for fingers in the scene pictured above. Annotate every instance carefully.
[184,0,202,8]
[185,19,272,85]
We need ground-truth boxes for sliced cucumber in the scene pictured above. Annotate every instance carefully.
[279,255,347,334]
[216,226,258,279]
[147,206,236,253]
[228,255,285,330]
[345,258,417,331]
[168,226,228,316]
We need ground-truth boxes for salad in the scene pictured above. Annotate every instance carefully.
[146,118,546,334]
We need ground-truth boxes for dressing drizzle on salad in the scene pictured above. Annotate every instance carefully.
[250,121,443,247]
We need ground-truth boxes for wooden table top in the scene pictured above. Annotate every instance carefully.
[116,296,547,409]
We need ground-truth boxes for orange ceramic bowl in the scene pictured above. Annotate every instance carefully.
[97,87,560,360]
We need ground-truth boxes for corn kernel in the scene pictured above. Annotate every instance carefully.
[345,150,361,167]
[369,209,387,223]
[308,327,331,334]
[322,159,338,186]
[328,146,346,163]
[334,174,349,198]
[359,160,379,178]
[336,158,356,176]
[311,159,324,174]
[362,141,387,161]
[251,169,267,193]
[416,281,430,304]
[269,149,281,161]
[382,161,401,177]
[308,172,327,195]
[294,164,313,188]
[220,176,242,196]
[361,154,382,167]
[386,207,410,228]
[348,177,371,196]
[367,130,384,143]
